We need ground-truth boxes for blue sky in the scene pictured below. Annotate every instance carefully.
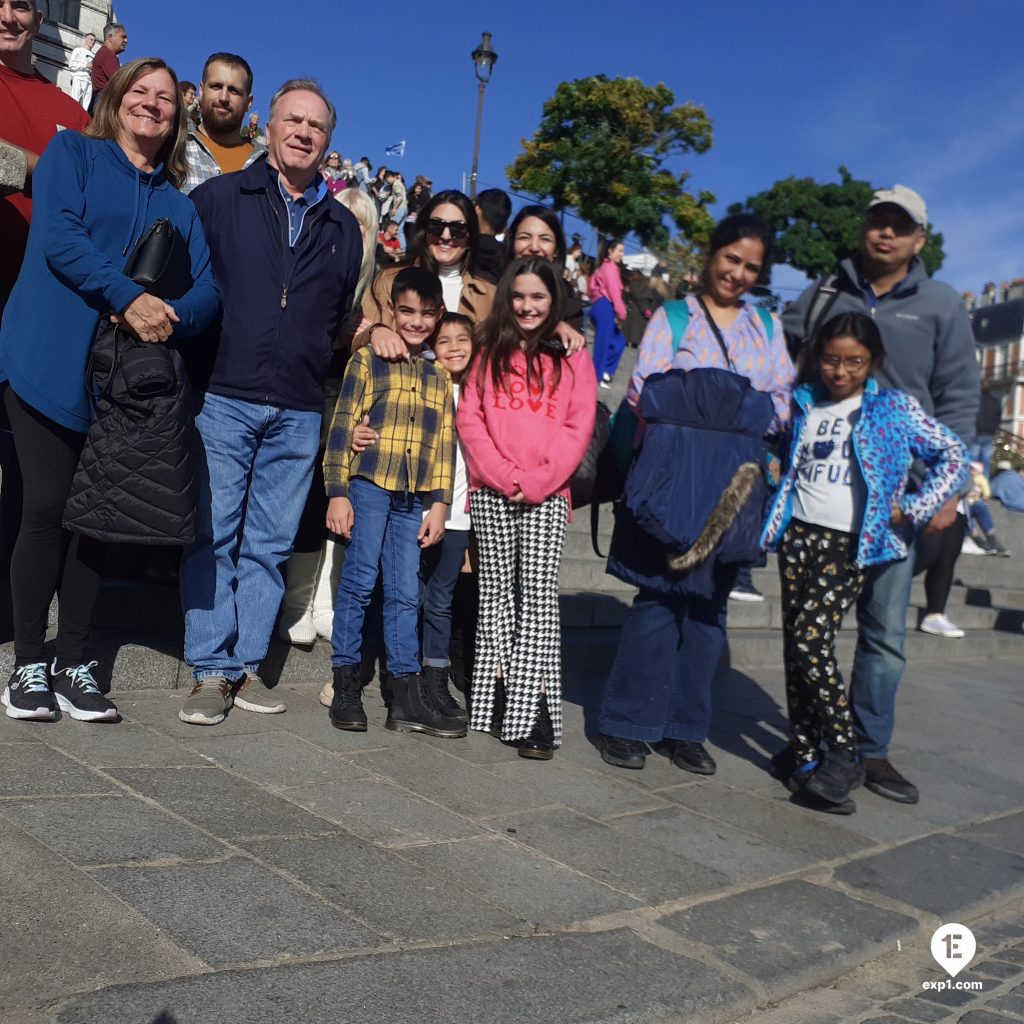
[117,0,1023,297]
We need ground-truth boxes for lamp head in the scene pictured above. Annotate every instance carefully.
[471,31,498,84]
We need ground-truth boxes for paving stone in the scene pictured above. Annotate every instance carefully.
[240,834,523,941]
[401,835,641,926]
[494,807,730,903]
[487,757,673,819]
[281,777,485,846]
[960,813,1024,858]
[0,723,46,742]
[972,960,1023,980]
[859,1017,920,1024]
[92,857,381,965]
[882,996,955,1021]
[658,781,874,861]
[38,723,208,768]
[988,988,1024,1015]
[960,1013,1024,1024]
[106,766,342,839]
[918,986,983,1008]
[604,804,812,882]
[56,927,752,1024]
[834,834,1024,916]
[996,951,1024,965]
[659,879,915,990]
[0,742,116,797]
[349,745,544,818]
[0,795,225,865]
[0,823,202,1008]
[184,730,370,788]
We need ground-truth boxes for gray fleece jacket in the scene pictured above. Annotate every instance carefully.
[782,256,979,441]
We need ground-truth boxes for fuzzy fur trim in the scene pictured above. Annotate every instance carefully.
[666,461,761,573]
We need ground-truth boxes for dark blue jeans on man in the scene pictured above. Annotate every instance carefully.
[419,528,470,669]
[331,477,423,677]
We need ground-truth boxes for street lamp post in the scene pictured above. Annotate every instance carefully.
[468,31,497,200]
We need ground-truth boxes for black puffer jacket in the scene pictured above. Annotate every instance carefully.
[62,321,199,544]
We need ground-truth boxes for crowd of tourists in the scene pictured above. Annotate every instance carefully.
[0,2,996,818]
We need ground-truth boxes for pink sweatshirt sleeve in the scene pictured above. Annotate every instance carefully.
[455,369,521,498]
[517,351,598,504]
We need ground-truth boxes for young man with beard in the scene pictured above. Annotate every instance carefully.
[182,52,263,194]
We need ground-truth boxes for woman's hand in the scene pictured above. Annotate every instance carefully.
[326,496,354,539]
[118,293,179,343]
[890,500,906,528]
[418,502,447,547]
[369,326,408,361]
[554,320,586,354]
[351,415,378,454]
[509,482,525,504]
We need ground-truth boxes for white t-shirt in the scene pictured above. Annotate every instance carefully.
[423,382,470,531]
[791,393,867,534]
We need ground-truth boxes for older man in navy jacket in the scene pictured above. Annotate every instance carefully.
[179,78,362,726]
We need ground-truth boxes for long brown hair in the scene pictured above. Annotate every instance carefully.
[473,256,567,397]
[83,58,189,190]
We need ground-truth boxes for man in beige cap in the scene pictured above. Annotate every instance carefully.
[782,183,979,808]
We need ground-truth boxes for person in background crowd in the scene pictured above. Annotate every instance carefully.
[370,164,389,214]
[322,151,346,195]
[971,382,1001,478]
[67,31,96,110]
[354,155,371,192]
[376,219,402,265]
[597,214,795,776]
[182,52,262,194]
[0,57,218,723]
[564,236,582,282]
[588,238,628,389]
[990,462,1024,512]
[179,79,201,126]
[474,187,511,282]
[242,110,265,145]
[404,174,431,247]
[89,21,126,112]
[178,78,362,727]
[965,461,1011,555]
[386,169,407,232]
[782,185,979,805]
[457,257,597,759]
[0,0,91,576]
[623,268,658,347]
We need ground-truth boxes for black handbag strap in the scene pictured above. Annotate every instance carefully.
[695,296,735,372]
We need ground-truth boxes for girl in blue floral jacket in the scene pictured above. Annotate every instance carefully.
[761,312,968,813]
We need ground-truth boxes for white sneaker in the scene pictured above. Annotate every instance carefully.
[599,381,611,390]
[960,536,987,555]
[919,613,965,639]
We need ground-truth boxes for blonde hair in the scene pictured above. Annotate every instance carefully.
[83,58,189,190]
[334,187,378,307]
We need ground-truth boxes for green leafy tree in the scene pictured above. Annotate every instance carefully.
[508,75,715,250]
[729,166,946,279]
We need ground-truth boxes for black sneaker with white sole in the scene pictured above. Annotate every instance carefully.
[50,661,118,722]
[2,663,58,721]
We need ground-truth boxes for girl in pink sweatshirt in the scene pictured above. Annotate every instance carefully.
[458,257,597,759]
[588,238,628,388]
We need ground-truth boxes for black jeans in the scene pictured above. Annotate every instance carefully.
[3,387,104,664]
[913,512,967,616]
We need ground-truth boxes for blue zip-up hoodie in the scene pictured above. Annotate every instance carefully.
[761,379,969,567]
[184,155,362,412]
[0,131,219,433]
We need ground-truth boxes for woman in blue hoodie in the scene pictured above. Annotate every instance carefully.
[0,57,218,725]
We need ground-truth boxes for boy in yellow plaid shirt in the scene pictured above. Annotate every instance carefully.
[323,267,463,738]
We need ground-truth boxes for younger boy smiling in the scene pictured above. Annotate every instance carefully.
[324,267,462,737]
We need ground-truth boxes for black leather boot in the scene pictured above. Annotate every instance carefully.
[488,675,507,738]
[329,664,367,732]
[386,673,467,738]
[516,693,554,760]
[422,665,467,721]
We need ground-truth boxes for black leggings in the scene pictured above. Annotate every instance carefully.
[3,387,104,664]
[913,513,967,616]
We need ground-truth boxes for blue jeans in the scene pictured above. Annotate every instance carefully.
[590,296,626,381]
[331,477,423,677]
[419,528,470,668]
[969,436,994,478]
[181,393,320,681]
[599,573,733,743]
[850,541,916,759]
[969,500,995,534]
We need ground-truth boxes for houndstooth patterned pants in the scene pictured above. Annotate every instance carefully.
[468,488,567,746]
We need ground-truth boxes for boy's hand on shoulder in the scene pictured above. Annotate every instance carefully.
[352,415,378,454]
[418,502,447,548]
[326,496,354,539]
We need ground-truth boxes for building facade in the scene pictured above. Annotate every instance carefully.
[970,298,1024,447]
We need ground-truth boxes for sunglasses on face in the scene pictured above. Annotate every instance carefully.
[820,356,869,370]
[425,218,469,241]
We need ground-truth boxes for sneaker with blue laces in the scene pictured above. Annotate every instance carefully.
[50,661,118,722]
[2,662,57,721]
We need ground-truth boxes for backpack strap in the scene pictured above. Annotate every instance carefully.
[803,273,840,342]
[754,305,774,340]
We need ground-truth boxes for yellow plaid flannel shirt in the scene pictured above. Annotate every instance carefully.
[324,347,454,505]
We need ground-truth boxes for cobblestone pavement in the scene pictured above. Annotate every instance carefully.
[2,651,1022,1023]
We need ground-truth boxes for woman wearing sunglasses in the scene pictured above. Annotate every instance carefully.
[355,190,494,353]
